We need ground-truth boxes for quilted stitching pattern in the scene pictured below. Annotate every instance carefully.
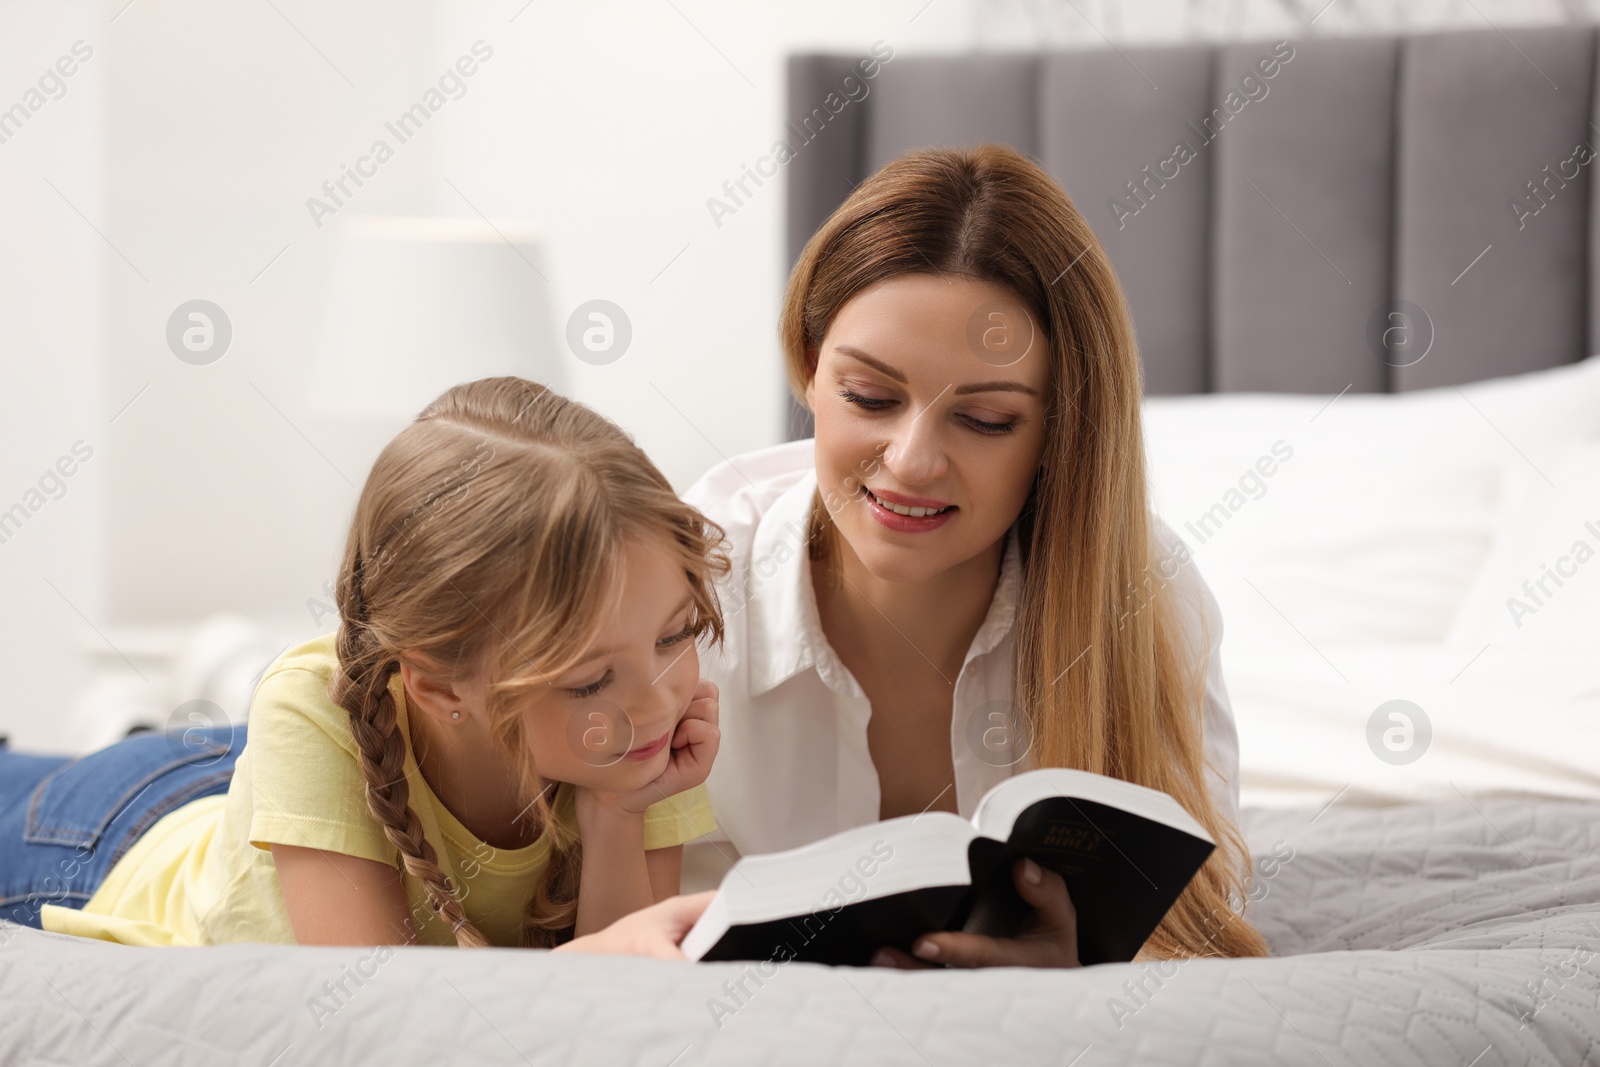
[0,798,1596,1065]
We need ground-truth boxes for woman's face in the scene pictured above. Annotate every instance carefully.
[805,273,1050,585]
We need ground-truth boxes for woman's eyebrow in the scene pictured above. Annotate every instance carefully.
[835,344,1039,397]
[834,345,906,382]
[954,380,1041,397]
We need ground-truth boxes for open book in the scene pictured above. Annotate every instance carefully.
[682,768,1215,967]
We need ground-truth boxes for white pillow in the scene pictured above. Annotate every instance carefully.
[1446,440,1600,645]
[1229,639,1600,808]
[1142,354,1600,647]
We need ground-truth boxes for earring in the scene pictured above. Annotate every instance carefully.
[451,711,461,719]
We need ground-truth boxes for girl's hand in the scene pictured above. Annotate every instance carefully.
[599,678,720,816]
[870,858,1082,969]
[645,677,719,800]
[554,891,716,960]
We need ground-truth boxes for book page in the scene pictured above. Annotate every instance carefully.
[971,768,1213,844]
[710,812,977,923]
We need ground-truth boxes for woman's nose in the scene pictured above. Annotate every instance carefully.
[880,408,948,487]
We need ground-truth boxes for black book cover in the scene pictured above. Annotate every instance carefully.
[691,793,1214,967]
[954,796,1216,965]
[695,885,970,967]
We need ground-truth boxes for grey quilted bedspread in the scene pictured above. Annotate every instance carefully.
[1,798,1597,1066]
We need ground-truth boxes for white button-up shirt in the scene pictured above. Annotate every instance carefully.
[683,438,1239,863]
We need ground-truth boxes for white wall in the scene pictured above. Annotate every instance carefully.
[0,0,105,751]
[0,0,1584,751]
[423,1,991,490]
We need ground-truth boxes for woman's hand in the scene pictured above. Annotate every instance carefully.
[605,678,721,816]
[554,891,716,960]
[871,858,1081,969]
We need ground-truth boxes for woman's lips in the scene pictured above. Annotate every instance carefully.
[864,488,956,533]
[868,487,953,511]
[623,731,671,761]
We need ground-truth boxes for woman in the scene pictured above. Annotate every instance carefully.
[685,143,1269,966]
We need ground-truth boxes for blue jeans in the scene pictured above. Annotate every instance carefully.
[0,724,246,929]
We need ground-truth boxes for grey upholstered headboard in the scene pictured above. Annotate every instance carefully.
[783,27,1598,439]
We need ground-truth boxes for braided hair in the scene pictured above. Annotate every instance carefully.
[326,378,727,947]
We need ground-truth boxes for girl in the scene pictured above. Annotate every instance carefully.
[686,143,1270,965]
[2,378,727,952]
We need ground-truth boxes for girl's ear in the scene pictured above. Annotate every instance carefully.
[398,655,470,723]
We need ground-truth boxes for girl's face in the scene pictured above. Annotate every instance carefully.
[804,273,1051,585]
[520,536,703,791]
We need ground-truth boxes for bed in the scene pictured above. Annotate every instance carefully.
[7,23,1600,1067]
[4,797,1598,1063]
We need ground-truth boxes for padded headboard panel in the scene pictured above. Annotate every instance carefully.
[784,27,1598,436]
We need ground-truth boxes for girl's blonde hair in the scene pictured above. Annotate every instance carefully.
[781,144,1270,959]
[327,378,728,948]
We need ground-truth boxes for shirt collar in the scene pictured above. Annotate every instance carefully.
[743,468,1024,697]
[745,470,837,697]
[967,522,1023,664]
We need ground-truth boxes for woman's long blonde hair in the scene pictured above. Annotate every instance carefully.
[781,144,1269,959]
[327,378,728,948]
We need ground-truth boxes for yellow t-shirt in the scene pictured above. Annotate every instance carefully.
[39,632,717,947]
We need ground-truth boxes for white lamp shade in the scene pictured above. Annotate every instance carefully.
[308,215,561,419]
